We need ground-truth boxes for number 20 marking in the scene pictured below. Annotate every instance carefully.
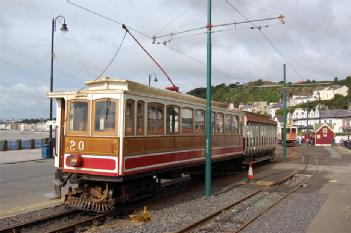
[69,140,85,151]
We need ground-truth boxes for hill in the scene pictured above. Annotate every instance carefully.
[187,76,351,110]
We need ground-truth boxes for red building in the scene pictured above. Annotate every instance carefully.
[315,123,335,146]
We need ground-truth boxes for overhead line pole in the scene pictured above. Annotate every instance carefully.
[205,0,212,197]
[283,64,287,162]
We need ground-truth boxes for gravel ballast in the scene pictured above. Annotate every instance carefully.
[86,185,260,233]
[241,192,327,233]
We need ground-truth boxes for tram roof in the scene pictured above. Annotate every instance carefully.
[48,77,240,111]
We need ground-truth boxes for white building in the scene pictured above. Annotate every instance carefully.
[313,85,349,101]
[292,109,351,134]
[269,102,283,119]
[239,101,269,115]
[0,121,7,130]
[289,95,314,107]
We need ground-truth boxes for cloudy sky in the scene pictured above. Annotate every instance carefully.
[0,0,350,119]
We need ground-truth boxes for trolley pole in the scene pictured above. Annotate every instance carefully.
[283,64,287,161]
[205,0,212,197]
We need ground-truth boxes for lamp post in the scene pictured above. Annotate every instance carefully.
[49,16,68,157]
[148,73,158,86]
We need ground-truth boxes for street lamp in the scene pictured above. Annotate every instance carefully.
[148,73,158,86]
[49,15,68,157]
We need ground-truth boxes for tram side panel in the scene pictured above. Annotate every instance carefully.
[243,112,277,164]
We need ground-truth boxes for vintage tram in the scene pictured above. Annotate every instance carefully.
[48,77,277,212]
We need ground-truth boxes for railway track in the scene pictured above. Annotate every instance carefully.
[0,209,80,233]
[0,176,198,233]
[174,145,319,233]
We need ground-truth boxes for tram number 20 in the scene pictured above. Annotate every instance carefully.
[69,140,85,151]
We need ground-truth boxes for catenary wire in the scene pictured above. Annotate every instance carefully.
[154,15,284,40]
[164,43,241,81]
[0,54,49,67]
[155,0,201,36]
[122,24,177,89]
[54,55,88,79]
[225,0,305,80]
[66,0,152,39]
[234,0,281,15]
[95,30,128,80]
[157,22,283,44]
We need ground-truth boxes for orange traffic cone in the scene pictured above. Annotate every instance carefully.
[247,163,255,183]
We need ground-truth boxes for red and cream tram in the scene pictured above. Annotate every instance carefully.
[49,77,246,212]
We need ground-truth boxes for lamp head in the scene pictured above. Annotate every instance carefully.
[60,23,68,32]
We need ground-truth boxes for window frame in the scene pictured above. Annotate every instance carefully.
[224,114,232,135]
[136,100,145,136]
[66,99,91,136]
[231,114,239,135]
[215,112,224,134]
[195,109,206,135]
[211,111,215,134]
[92,98,119,137]
[147,102,165,136]
[125,99,135,136]
[166,105,180,135]
[181,107,194,135]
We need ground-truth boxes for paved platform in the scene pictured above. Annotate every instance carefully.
[307,146,351,233]
[0,149,51,164]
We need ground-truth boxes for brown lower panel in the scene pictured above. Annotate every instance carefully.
[124,135,243,156]
[64,136,119,156]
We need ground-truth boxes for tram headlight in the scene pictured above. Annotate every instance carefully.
[69,154,82,167]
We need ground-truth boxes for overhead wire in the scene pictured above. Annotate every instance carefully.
[122,24,177,90]
[164,43,241,81]
[156,22,283,44]
[154,15,284,40]
[95,30,128,80]
[66,0,152,39]
[234,0,281,15]
[225,0,305,80]
[54,55,88,79]
[0,54,49,67]
[155,0,201,36]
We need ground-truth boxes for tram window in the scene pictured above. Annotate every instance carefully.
[166,106,180,134]
[216,113,224,134]
[211,112,215,133]
[136,101,144,135]
[94,99,116,132]
[238,116,242,134]
[147,103,164,135]
[224,115,231,134]
[69,101,88,132]
[231,115,238,134]
[182,108,193,134]
[125,100,135,136]
[195,109,205,134]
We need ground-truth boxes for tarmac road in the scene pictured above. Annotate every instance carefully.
[0,158,55,212]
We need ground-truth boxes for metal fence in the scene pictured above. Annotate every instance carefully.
[0,138,51,151]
